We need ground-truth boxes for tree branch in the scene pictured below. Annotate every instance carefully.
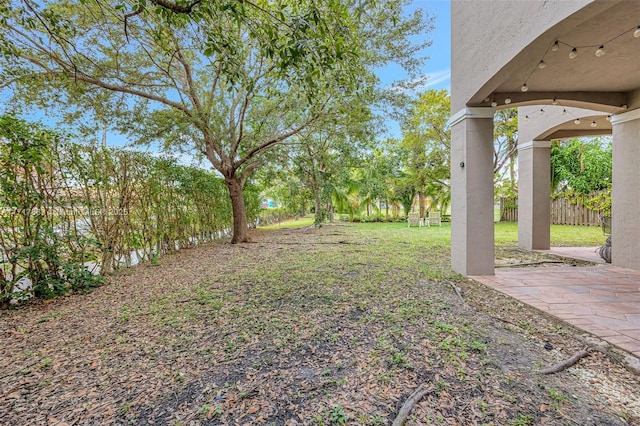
[235,111,323,170]
[149,0,203,14]
[240,160,261,187]
[123,8,143,42]
[174,46,203,114]
[6,23,192,117]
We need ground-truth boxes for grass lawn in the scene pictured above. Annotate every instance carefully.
[266,217,607,248]
[0,221,635,425]
[494,221,606,247]
[258,215,316,230]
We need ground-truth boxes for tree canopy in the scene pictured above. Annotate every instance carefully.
[0,0,433,241]
[551,137,612,195]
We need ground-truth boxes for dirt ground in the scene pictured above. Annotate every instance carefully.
[1,223,639,425]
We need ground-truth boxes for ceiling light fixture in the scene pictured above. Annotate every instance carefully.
[634,26,640,38]
[606,115,612,121]
[574,118,581,124]
[595,45,606,57]
[521,84,529,92]
[540,109,545,115]
[552,40,559,51]
[569,48,578,59]
[591,121,597,127]
[562,109,567,115]
[552,97,558,105]
[504,97,512,104]
[538,60,546,69]
[491,100,498,107]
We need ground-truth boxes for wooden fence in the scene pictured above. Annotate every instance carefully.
[500,195,603,226]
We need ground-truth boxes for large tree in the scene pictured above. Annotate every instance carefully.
[493,108,518,195]
[275,98,375,224]
[0,0,431,243]
[400,89,450,215]
[551,137,612,194]
[400,92,520,212]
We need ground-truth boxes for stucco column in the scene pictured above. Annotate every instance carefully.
[517,140,551,250]
[450,107,495,275]
[611,109,640,270]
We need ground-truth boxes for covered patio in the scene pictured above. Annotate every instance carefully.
[451,0,640,275]
[451,0,640,362]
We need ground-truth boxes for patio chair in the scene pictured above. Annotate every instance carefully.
[407,212,423,227]
[426,211,442,227]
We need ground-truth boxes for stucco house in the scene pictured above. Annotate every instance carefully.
[451,0,640,275]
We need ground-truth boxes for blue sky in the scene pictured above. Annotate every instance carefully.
[377,0,451,92]
[376,0,450,137]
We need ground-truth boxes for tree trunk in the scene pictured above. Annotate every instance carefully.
[314,191,323,226]
[225,176,251,243]
[509,137,516,184]
[418,191,426,217]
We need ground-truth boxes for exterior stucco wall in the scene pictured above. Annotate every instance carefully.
[451,0,596,112]
[450,110,495,275]
[518,106,609,142]
[517,141,551,251]
[611,111,640,269]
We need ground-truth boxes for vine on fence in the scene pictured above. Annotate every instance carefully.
[0,116,235,307]
[501,188,611,226]
[550,189,611,216]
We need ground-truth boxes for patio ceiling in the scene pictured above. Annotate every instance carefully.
[518,105,612,141]
[468,0,640,112]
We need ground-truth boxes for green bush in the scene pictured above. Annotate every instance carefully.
[0,115,232,307]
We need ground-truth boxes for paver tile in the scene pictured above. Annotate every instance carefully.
[475,260,640,361]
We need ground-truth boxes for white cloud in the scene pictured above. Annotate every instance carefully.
[388,69,451,94]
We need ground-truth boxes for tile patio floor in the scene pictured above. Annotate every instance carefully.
[472,247,640,361]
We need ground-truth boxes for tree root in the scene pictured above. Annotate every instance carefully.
[392,385,432,426]
[574,335,640,375]
[496,260,564,268]
[539,347,590,374]
[449,282,468,307]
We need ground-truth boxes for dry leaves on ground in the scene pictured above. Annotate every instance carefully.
[1,223,638,425]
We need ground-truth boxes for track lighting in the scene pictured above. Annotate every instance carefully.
[504,97,511,104]
[562,109,567,115]
[635,26,640,38]
[591,121,597,128]
[569,48,578,59]
[552,97,558,105]
[574,118,581,124]
[539,109,545,115]
[491,100,498,107]
[538,60,546,69]
[521,84,528,92]
[552,41,559,51]
[595,45,606,57]
[606,115,612,122]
